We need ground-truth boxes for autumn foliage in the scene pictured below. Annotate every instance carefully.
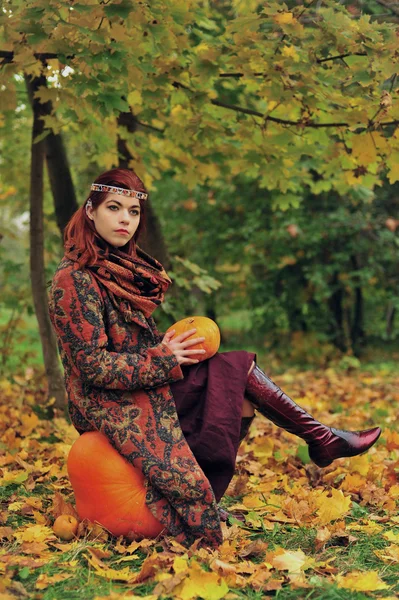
[1,365,399,598]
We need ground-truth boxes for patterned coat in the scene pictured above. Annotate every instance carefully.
[48,256,223,547]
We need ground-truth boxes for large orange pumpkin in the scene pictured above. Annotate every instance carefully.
[166,316,220,362]
[67,431,163,538]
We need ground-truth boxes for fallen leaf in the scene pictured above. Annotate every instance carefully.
[173,560,229,600]
[315,489,351,525]
[336,570,389,591]
[271,548,308,573]
[374,544,399,563]
[238,539,268,558]
[35,573,72,590]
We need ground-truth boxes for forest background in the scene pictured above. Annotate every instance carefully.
[1,1,399,599]
[1,0,398,393]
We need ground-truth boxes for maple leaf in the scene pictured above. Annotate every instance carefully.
[14,525,56,544]
[274,12,294,25]
[173,560,229,600]
[336,570,389,592]
[383,530,399,544]
[35,573,72,590]
[271,548,311,574]
[315,489,352,525]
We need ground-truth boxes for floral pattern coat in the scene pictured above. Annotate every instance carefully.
[48,256,223,548]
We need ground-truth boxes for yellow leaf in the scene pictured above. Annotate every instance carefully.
[14,525,55,543]
[388,485,399,498]
[272,549,307,573]
[8,501,24,512]
[383,530,399,544]
[375,544,399,564]
[127,90,142,106]
[351,134,377,166]
[281,45,300,62]
[274,13,294,25]
[173,556,189,574]
[242,493,266,509]
[35,573,72,590]
[87,555,133,582]
[349,454,369,476]
[33,87,59,105]
[253,438,274,460]
[315,489,351,525]
[336,570,389,592]
[340,473,366,493]
[196,163,219,180]
[174,561,229,600]
[347,520,383,535]
[151,119,165,129]
[20,413,39,437]
[107,22,131,43]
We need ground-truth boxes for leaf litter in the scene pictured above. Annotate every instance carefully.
[0,366,398,598]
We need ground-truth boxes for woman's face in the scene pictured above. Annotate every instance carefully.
[87,193,141,247]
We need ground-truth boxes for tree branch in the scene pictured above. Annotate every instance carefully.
[374,0,399,17]
[210,98,399,129]
[2,49,397,131]
[218,52,368,78]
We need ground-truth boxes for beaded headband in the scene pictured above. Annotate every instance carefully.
[90,183,148,200]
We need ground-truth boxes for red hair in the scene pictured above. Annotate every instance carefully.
[64,168,147,268]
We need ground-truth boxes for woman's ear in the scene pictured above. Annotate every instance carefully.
[86,200,94,220]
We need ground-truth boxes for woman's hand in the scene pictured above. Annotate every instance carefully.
[162,328,206,365]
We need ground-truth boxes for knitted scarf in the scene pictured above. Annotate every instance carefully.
[65,237,171,322]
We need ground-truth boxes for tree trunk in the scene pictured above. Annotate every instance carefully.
[116,111,171,270]
[350,254,365,356]
[45,131,78,236]
[386,301,396,339]
[327,273,347,352]
[25,73,66,414]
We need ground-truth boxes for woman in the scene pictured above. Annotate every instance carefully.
[48,168,381,548]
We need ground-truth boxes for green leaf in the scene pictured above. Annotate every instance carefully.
[103,1,134,18]
[18,567,31,580]
[297,445,310,465]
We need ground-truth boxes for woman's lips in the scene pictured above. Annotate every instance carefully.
[115,230,129,235]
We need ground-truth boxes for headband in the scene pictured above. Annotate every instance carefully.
[90,183,148,200]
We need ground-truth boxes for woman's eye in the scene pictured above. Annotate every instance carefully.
[108,206,139,216]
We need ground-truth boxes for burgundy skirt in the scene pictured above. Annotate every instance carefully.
[170,350,256,503]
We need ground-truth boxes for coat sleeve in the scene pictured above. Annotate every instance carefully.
[49,266,184,391]
[147,315,165,344]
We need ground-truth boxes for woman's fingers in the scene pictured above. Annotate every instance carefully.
[172,328,197,342]
[162,330,175,341]
[183,336,205,347]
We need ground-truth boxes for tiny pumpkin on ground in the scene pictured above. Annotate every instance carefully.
[52,514,79,540]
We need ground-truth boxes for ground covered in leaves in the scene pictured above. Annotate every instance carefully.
[1,365,399,600]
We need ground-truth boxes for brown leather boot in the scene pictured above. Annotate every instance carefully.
[245,364,381,468]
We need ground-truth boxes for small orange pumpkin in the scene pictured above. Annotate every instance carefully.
[166,316,220,362]
[67,431,163,538]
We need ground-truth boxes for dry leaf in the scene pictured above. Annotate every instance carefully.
[173,561,229,600]
[35,573,72,590]
[336,570,389,591]
[315,489,351,524]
